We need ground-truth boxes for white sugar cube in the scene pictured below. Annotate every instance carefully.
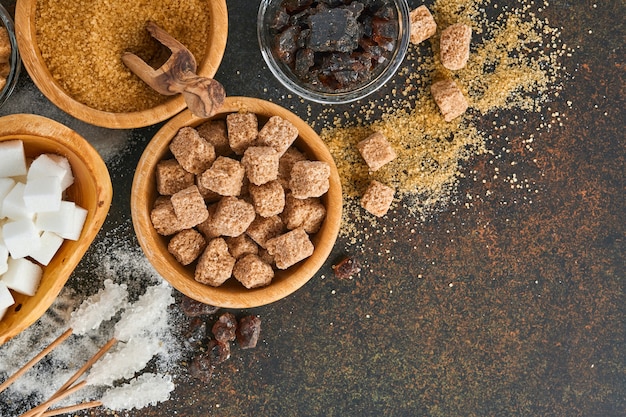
[29,231,64,266]
[28,154,74,191]
[1,183,35,221]
[35,201,76,236]
[63,205,87,241]
[1,257,43,296]
[0,177,16,202]
[0,140,27,178]
[0,242,8,275]
[2,219,42,259]
[23,176,63,213]
[0,281,13,309]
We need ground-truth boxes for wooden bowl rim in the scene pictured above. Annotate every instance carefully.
[0,114,113,345]
[131,96,342,308]
[15,0,228,129]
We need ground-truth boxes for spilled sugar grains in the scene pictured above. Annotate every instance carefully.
[319,0,566,237]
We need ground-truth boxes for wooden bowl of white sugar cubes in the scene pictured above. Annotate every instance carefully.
[0,114,112,345]
[132,97,342,308]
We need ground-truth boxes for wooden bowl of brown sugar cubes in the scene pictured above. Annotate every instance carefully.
[131,97,342,308]
[15,0,228,128]
[0,114,113,345]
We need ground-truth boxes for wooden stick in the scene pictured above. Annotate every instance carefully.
[40,400,102,417]
[24,337,117,417]
[0,328,74,394]
[19,381,87,417]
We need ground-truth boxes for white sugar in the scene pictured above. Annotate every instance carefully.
[114,283,174,342]
[68,279,129,336]
[100,373,175,411]
[86,336,163,387]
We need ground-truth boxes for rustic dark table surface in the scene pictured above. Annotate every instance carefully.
[0,0,624,416]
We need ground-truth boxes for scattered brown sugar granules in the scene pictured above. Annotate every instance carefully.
[318,0,565,236]
[35,0,211,113]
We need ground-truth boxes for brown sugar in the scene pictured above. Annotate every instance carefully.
[150,197,182,236]
[241,146,280,186]
[226,112,258,155]
[246,215,284,248]
[281,193,326,234]
[196,120,232,156]
[0,27,9,64]
[249,180,285,218]
[155,159,195,196]
[278,147,307,190]
[409,6,437,45]
[257,116,299,156]
[356,132,397,172]
[168,229,206,266]
[225,234,259,259]
[170,185,209,229]
[440,23,472,71]
[213,196,256,237]
[431,78,469,122]
[266,228,314,270]
[195,238,236,287]
[170,127,216,175]
[361,180,395,217]
[233,254,274,289]
[200,156,245,197]
[196,204,221,240]
[34,0,211,112]
[289,161,331,199]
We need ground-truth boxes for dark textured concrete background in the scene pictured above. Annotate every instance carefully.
[0,0,624,416]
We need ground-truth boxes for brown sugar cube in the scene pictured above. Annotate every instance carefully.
[361,180,395,217]
[170,185,209,229]
[168,229,207,266]
[200,156,245,196]
[409,6,437,45]
[156,159,195,195]
[241,146,280,186]
[278,147,307,189]
[226,234,259,259]
[0,62,8,78]
[196,119,232,156]
[195,238,236,287]
[233,254,274,289]
[289,160,330,199]
[195,176,222,203]
[0,76,6,92]
[170,127,216,175]
[357,132,397,172]
[266,228,314,270]
[246,215,284,248]
[226,112,258,155]
[213,196,256,237]
[257,247,275,267]
[150,197,182,236]
[440,23,472,71]
[0,27,9,64]
[430,78,468,122]
[249,180,285,218]
[257,116,299,156]
[196,204,221,240]
[281,193,326,234]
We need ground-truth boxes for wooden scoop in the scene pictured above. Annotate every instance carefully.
[122,21,225,118]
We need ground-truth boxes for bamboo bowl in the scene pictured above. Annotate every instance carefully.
[0,114,113,345]
[14,0,228,129]
[132,97,342,308]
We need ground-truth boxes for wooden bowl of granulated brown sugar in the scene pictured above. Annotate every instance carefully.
[131,97,342,308]
[15,0,228,129]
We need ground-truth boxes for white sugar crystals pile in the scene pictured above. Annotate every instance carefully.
[0,140,87,320]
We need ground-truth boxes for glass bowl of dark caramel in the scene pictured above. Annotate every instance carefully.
[258,0,410,104]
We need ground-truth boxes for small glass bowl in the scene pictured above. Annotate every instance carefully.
[258,0,410,104]
[0,3,20,109]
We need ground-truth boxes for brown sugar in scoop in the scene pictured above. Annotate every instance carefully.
[122,21,225,118]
